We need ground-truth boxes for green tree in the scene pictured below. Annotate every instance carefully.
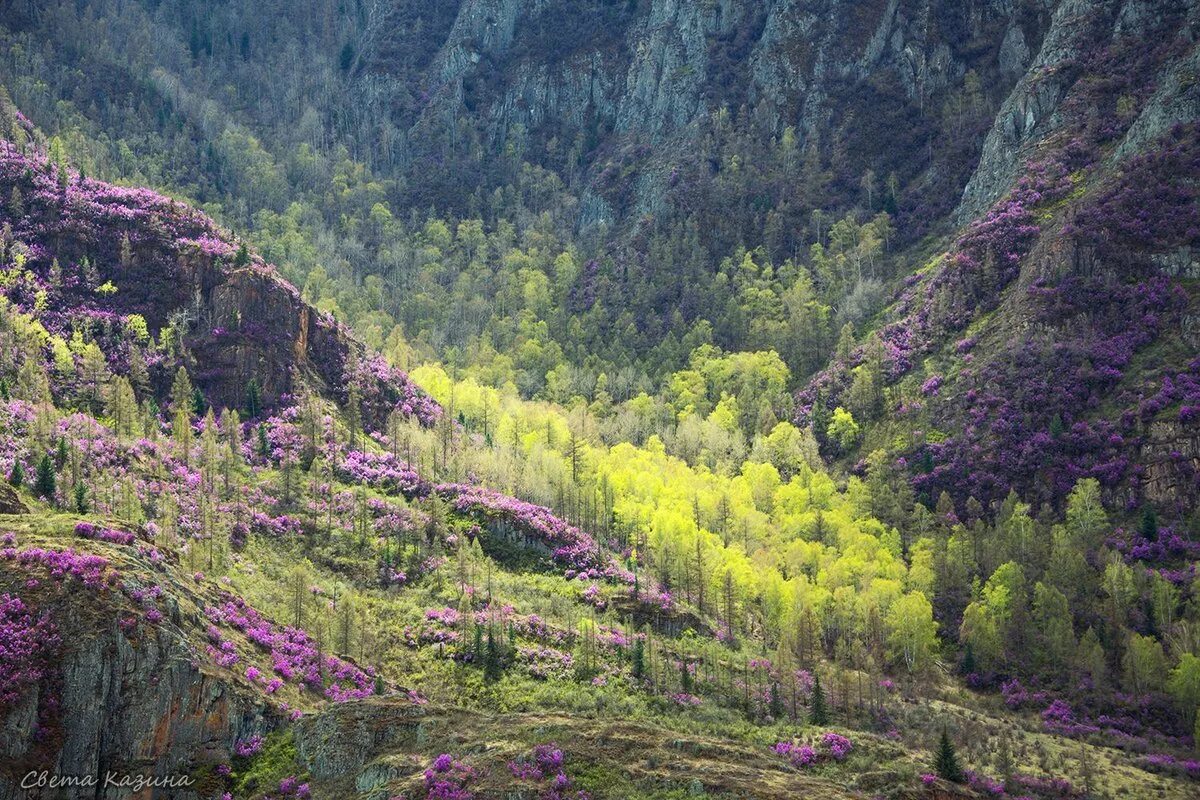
[934,728,964,783]
[809,674,828,725]
[484,627,502,683]
[8,459,23,488]
[73,481,89,513]
[886,591,939,674]
[1167,653,1200,728]
[34,454,55,500]
[1123,633,1167,693]
[245,378,262,418]
[826,406,860,452]
[232,242,251,268]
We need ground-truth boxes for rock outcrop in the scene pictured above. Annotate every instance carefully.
[0,564,279,800]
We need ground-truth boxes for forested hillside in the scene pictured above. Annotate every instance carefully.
[0,1,1198,799]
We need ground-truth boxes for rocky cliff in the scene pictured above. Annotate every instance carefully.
[0,139,437,426]
[349,0,1055,225]
[0,534,282,800]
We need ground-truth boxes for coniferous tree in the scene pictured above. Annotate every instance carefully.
[934,728,964,783]
[34,454,55,500]
[8,459,22,488]
[960,643,976,676]
[769,682,784,719]
[632,637,645,681]
[73,482,88,513]
[1140,507,1158,541]
[233,242,251,268]
[809,674,828,725]
[484,626,502,682]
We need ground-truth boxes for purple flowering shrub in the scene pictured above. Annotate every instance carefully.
[204,593,378,702]
[436,484,601,574]
[337,450,426,496]
[912,273,1185,509]
[345,355,442,430]
[73,522,137,546]
[0,592,60,710]
[0,546,114,589]
[418,753,477,800]
[266,777,311,799]
[507,744,590,800]
[772,732,853,769]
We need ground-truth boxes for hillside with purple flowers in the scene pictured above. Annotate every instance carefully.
[1,1,1200,799]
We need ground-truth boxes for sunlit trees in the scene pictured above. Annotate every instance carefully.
[886,592,938,675]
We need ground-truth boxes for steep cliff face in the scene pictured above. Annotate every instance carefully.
[958,0,1200,221]
[0,540,281,800]
[354,0,1055,225]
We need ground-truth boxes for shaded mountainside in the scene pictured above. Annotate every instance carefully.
[799,0,1200,516]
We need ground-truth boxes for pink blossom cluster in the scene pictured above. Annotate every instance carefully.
[345,355,443,430]
[73,521,136,546]
[337,450,425,496]
[269,777,311,799]
[517,645,575,680]
[1,546,113,589]
[772,732,853,768]
[419,753,476,800]
[506,744,590,799]
[0,593,60,709]
[204,593,376,702]
[436,484,601,573]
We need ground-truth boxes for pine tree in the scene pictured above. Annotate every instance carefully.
[484,626,502,683]
[8,459,23,488]
[770,682,784,719]
[809,674,828,725]
[1140,507,1159,541]
[680,660,693,693]
[934,728,964,783]
[232,242,251,268]
[171,367,195,465]
[632,637,645,681]
[73,482,88,513]
[34,454,55,500]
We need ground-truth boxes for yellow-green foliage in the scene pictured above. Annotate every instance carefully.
[412,364,933,673]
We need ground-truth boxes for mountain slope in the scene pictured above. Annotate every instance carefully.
[796,0,1200,514]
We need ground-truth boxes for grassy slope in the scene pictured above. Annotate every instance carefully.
[2,504,1195,799]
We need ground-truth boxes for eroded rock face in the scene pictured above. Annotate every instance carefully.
[357,0,1057,224]
[0,484,26,515]
[0,592,278,800]
[186,265,360,414]
[1140,418,1200,510]
[958,0,1200,221]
